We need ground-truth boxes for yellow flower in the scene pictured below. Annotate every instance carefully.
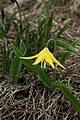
[20,47,65,69]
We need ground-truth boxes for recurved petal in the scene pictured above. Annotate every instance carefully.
[47,49,65,69]
[47,49,54,59]
[45,56,55,69]
[20,53,39,59]
[52,55,65,69]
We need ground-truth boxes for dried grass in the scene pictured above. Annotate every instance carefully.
[0,74,80,120]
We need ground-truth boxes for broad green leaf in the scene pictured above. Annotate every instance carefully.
[53,81,72,89]
[10,40,26,84]
[11,44,22,57]
[50,38,80,56]
[10,57,22,84]
[59,87,80,112]
[60,39,80,64]
[54,81,80,112]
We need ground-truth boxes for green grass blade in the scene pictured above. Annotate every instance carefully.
[25,20,30,51]
[5,11,17,24]
[2,41,7,75]
[19,39,26,56]
[57,24,69,37]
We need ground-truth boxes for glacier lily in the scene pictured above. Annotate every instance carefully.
[20,47,65,69]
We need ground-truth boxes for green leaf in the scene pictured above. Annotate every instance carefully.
[37,16,53,50]
[59,87,80,112]
[73,80,80,83]
[53,81,72,89]
[54,81,80,112]
[60,39,80,64]
[10,40,26,84]
[5,11,18,24]
[19,39,26,56]
[2,41,7,75]
[25,20,30,51]
[10,57,22,84]
[11,44,22,57]
[57,25,69,37]
[52,38,80,56]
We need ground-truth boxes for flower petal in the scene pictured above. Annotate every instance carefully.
[20,48,46,60]
[33,54,45,65]
[20,53,39,59]
[20,47,65,69]
[45,55,55,69]
[46,49,65,69]
[38,47,46,54]
[52,55,65,69]
[53,56,66,69]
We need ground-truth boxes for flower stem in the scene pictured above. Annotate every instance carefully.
[46,39,53,47]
